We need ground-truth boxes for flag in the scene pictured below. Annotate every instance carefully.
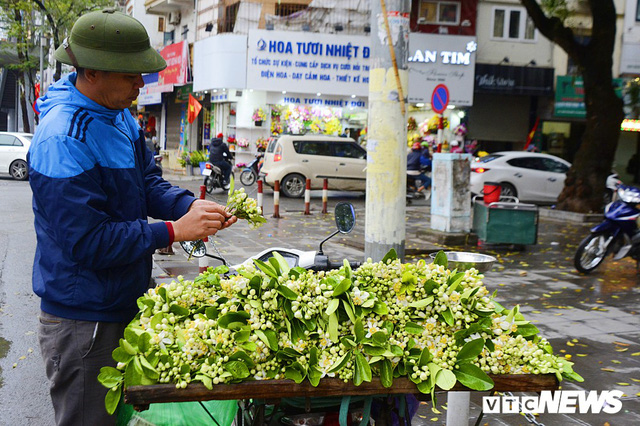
[187,93,202,124]
[32,83,40,115]
[524,117,540,150]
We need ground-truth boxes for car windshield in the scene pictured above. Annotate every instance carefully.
[475,154,503,164]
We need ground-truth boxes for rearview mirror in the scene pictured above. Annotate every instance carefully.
[334,202,356,234]
[180,239,207,258]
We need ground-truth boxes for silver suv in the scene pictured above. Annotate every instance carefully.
[260,135,367,197]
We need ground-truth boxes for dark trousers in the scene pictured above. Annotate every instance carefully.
[212,160,232,184]
[38,311,127,426]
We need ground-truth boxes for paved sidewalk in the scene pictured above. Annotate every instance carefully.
[152,172,640,425]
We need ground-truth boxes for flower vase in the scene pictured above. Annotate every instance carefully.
[255,120,263,127]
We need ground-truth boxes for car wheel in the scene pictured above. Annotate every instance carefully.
[10,159,28,180]
[280,173,306,198]
[499,182,517,199]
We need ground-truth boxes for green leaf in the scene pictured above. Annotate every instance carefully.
[354,351,372,386]
[253,259,278,278]
[340,337,357,348]
[423,279,438,295]
[354,318,365,342]
[441,308,454,326]
[381,249,397,264]
[139,356,159,381]
[309,346,319,366]
[112,347,134,364]
[418,348,433,366]
[326,299,340,316]
[371,331,388,347]
[124,359,142,387]
[272,251,292,275]
[224,361,250,380]
[380,359,393,388]
[196,374,213,390]
[432,250,448,267]
[454,363,494,391]
[234,330,251,343]
[373,302,389,315]
[268,257,282,275]
[435,369,457,390]
[276,285,299,300]
[416,381,432,394]
[405,322,424,335]
[169,304,190,317]
[205,307,219,320]
[516,323,540,337]
[447,272,465,294]
[98,367,123,388]
[328,351,352,373]
[328,312,339,342]
[362,345,386,356]
[457,338,485,362]
[157,286,167,302]
[124,328,139,347]
[120,338,137,356]
[308,366,322,387]
[138,333,151,354]
[218,311,250,329]
[284,366,305,384]
[104,387,121,415]
[241,342,257,352]
[333,278,352,297]
[255,329,278,351]
[342,299,356,323]
[229,351,256,368]
[408,297,434,308]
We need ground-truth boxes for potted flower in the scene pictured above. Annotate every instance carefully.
[256,137,268,152]
[252,108,267,126]
[237,138,250,149]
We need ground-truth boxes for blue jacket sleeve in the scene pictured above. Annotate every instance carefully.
[29,135,171,269]
[139,136,197,220]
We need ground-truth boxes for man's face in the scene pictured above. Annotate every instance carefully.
[92,71,145,110]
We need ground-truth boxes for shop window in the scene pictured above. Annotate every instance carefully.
[158,17,165,32]
[220,3,240,33]
[163,30,174,46]
[276,3,308,17]
[637,0,640,21]
[491,6,536,42]
[418,1,460,25]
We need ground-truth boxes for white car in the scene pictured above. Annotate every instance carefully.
[0,132,32,180]
[470,151,571,203]
[260,135,367,197]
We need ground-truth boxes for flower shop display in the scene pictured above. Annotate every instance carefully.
[407,117,417,132]
[99,250,581,414]
[252,108,267,125]
[256,137,268,152]
[237,138,250,148]
[453,123,468,138]
[420,116,449,135]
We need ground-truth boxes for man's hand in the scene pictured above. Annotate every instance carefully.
[172,200,237,241]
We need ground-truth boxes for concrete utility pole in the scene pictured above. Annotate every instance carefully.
[364,0,410,262]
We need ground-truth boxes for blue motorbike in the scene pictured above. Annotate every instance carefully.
[574,185,640,273]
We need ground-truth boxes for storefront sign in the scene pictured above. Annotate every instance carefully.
[475,64,554,96]
[138,73,162,106]
[555,75,624,118]
[175,84,204,103]
[159,41,189,86]
[193,34,248,92]
[247,30,370,97]
[266,92,368,109]
[408,34,477,106]
[621,119,640,132]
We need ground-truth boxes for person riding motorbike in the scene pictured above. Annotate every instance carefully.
[407,142,431,194]
[209,133,232,190]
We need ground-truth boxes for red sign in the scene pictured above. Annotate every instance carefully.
[158,41,188,86]
[431,84,449,114]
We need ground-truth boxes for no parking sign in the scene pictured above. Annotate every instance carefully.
[431,84,449,114]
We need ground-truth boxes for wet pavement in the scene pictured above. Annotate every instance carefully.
[154,172,640,425]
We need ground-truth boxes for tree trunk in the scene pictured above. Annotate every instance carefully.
[556,69,623,212]
[17,74,31,133]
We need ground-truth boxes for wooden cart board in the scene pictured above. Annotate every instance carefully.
[125,375,559,411]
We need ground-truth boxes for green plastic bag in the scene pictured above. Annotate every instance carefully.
[117,400,237,426]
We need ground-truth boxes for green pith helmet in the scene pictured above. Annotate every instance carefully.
[54,8,166,73]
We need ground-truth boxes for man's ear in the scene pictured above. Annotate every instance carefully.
[80,68,100,83]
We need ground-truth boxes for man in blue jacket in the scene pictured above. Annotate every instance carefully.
[28,9,237,425]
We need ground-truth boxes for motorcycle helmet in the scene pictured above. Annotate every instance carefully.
[412,142,422,151]
[54,8,166,73]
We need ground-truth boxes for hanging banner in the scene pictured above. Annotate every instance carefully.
[159,41,189,86]
[247,29,371,97]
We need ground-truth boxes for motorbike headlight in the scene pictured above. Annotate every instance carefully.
[618,186,640,203]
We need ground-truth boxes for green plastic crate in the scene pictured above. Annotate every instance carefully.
[472,200,538,245]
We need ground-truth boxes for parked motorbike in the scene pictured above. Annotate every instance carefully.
[180,202,361,272]
[239,153,264,186]
[604,172,622,205]
[202,160,231,194]
[574,184,640,273]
